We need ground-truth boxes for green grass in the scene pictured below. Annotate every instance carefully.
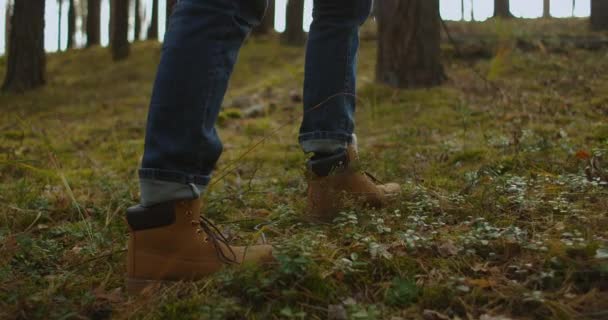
[1,20,607,319]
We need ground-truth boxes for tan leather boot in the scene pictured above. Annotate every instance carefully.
[126,198,273,294]
[306,144,401,222]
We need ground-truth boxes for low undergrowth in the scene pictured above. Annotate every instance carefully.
[1,20,607,319]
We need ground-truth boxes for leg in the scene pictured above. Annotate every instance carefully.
[301,0,401,220]
[126,0,273,294]
[299,0,372,155]
[139,0,267,207]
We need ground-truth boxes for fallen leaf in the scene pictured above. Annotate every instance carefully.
[575,150,591,160]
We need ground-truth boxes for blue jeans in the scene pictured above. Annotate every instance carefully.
[139,0,372,206]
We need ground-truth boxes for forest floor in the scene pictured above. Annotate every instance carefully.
[1,19,607,320]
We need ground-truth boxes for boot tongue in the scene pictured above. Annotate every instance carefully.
[308,149,350,177]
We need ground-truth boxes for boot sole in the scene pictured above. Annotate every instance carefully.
[126,277,176,295]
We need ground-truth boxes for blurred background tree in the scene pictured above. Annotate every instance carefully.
[591,0,608,30]
[494,0,513,18]
[2,0,46,92]
[376,0,445,88]
[110,0,129,60]
[86,0,100,46]
[281,0,305,46]
[147,0,158,40]
[253,0,275,36]
[134,0,142,41]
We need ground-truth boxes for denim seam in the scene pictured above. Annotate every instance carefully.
[139,168,211,186]
[298,131,352,143]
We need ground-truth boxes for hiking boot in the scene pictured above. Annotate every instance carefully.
[126,198,273,294]
[306,143,401,222]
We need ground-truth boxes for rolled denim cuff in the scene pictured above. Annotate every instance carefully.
[139,168,210,185]
[139,178,206,207]
[138,168,210,207]
[299,131,353,154]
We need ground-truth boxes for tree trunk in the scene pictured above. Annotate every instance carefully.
[281,0,305,46]
[86,0,100,46]
[252,0,275,35]
[2,0,46,92]
[5,0,13,54]
[376,0,445,88]
[461,0,465,20]
[591,0,608,31]
[111,0,130,60]
[67,0,76,48]
[543,0,551,18]
[57,0,63,51]
[166,0,177,30]
[572,0,576,16]
[493,0,513,18]
[470,0,475,21]
[147,0,158,39]
[134,0,141,40]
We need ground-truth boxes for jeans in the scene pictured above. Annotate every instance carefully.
[139,0,372,206]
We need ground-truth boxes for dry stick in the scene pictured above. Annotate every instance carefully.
[208,92,364,188]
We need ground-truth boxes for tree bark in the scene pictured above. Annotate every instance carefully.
[252,0,275,35]
[543,0,551,18]
[376,0,445,88]
[281,0,305,46]
[2,0,46,92]
[166,0,177,30]
[134,0,141,40]
[67,0,76,48]
[111,0,130,60]
[86,0,100,46]
[147,0,158,39]
[493,0,513,18]
[591,0,608,31]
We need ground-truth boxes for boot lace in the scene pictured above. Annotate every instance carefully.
[198,215,239,265]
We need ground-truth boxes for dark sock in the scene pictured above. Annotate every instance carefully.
[308,149,349,177]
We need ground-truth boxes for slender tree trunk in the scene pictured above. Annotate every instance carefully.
[591,0,608,31]
[281,0,305,46]
[134,0,141,40]
[252,0,275,35]
[493,0,513,18]
[543,0,551,18]
[86,0,100,46]
[572,0,576,16]
[58,0,63,51]
[5,0,13,54]
[147,0,158,39]
[470,0,475,21]
[376,0,445,88]
[111,0,130,60]
[2,0,46,92]
[461,0,465,21]
[166,0,176,30]
[67,0,76,48]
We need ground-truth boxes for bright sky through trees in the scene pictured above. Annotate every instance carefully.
[0,0,592,55]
